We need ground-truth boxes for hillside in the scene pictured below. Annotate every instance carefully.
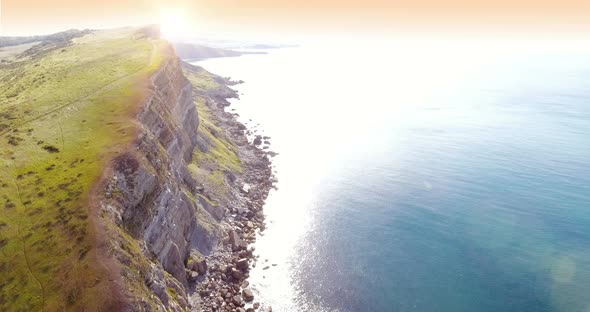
[0,27,273,311]
[0,26,168,310]
[0,29,92,48]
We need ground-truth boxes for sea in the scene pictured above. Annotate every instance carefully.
[194,35,590,312]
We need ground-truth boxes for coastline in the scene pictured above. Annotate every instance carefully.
[182,63,276,312]
[4,26,589,312]
[0,26,277,310]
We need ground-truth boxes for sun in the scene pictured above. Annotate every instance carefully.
[159,8,188,39]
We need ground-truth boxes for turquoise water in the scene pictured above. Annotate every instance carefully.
[196,40,590,311]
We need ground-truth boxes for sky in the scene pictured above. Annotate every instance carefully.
[1,0,590,38]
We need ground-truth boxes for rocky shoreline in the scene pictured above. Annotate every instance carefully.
[185,64,276,312]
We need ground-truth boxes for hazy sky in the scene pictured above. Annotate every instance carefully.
[1,0,590,37]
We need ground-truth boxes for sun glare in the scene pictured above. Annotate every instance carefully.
[159,8,188,39]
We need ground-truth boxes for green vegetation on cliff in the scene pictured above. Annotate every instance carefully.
[184,67,243,202]
[0,28,166,311]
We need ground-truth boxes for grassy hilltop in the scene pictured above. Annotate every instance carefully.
[0,28,167,311]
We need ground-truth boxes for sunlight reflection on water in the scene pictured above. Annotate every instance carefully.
[195,36,590,311]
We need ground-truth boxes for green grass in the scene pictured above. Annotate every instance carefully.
[167,287,179,302]
[0,29,167,311]
[185,68,222,91]
[184,69,243,201]
[192,98,242,174]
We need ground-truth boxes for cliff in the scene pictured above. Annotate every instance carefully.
[99,43,224,311]
[98,32,274,311]
[0,27,273,311]
[0,27,168,311]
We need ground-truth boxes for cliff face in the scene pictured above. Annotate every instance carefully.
[96,36,274,311]
[0,27,174,311]
[0,26,255,311]
[100,50,223,310]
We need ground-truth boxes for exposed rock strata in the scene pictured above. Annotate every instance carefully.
[98,48,274,311]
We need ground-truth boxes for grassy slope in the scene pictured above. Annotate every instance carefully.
[0,29,165,311]
[184,67,243,204]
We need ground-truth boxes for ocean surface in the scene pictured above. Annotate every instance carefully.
[194,37,590,312]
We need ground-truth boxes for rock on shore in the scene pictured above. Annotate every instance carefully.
[182,63,276,311]
[98,50,275,310]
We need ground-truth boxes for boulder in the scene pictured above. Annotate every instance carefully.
[238,250,249,258]
[228,230,247,250]
[242,288,254,302]
[188,254,208,274]
[237,258,249,270]
[231,268,243,280]
[196,258,207,274]
[160,242,188,286]
[187,270,199,282]
[232,295,243,306]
